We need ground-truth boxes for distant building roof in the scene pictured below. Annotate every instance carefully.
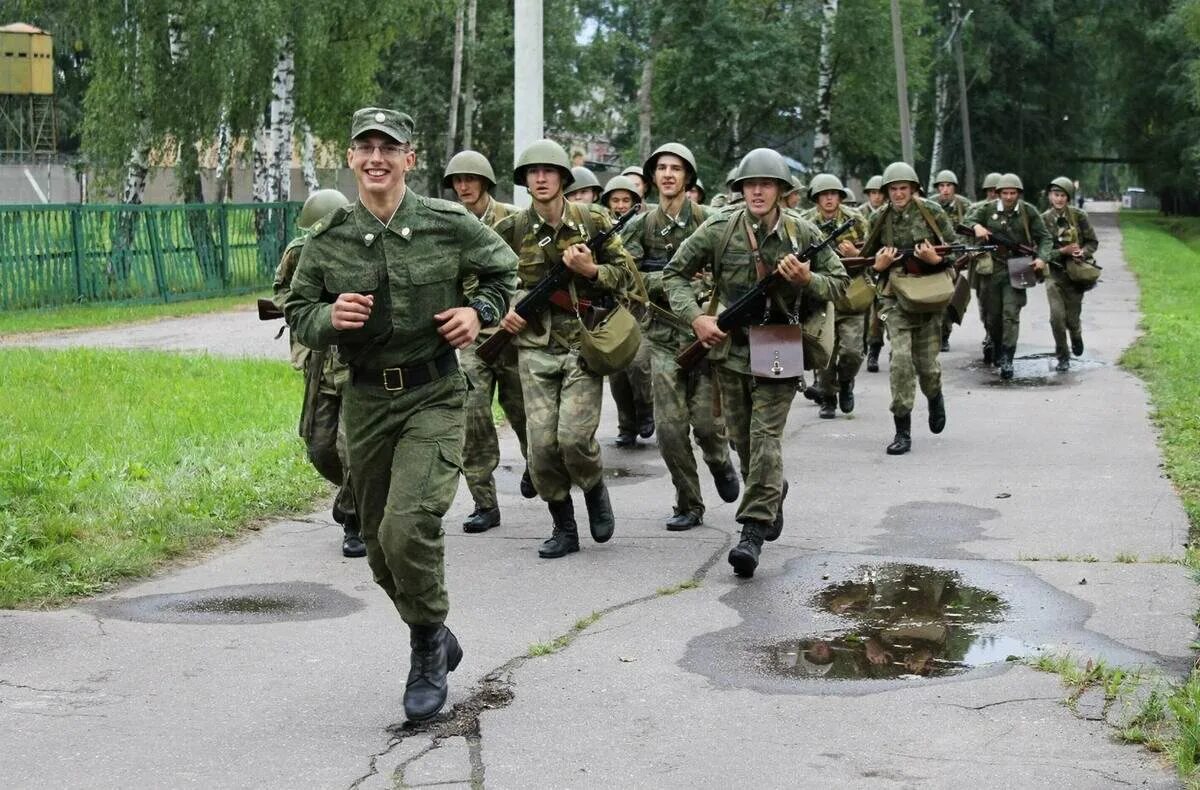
[0,23,48,34]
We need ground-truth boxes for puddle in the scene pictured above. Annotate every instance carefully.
[755,564,1038,680]
[970,352,1106,387]
[93,582,364,625]
[604,465,657,483]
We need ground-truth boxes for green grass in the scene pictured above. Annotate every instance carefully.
[0,292,265,336]
[1119,211,1200,531]
[0,348,326,607]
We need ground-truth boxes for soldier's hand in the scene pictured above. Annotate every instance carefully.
[915,240,942,265]
[1059,242,1081,256]
[692,315,727,348]
[874,246,898,272]
[837,239,859,257]
[500,309,526,334]
[434,307,481,349]
[777,253,812,286]
[563,244,599,279]
[331,293,373,330]
[1032,258,1047,273]
[972,223,990,241]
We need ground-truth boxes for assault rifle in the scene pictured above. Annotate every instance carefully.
[839,243,998,273]
[954,223,1037,258]
[476,204,641,365]
[674,218,854,372]
[257,298,285,321]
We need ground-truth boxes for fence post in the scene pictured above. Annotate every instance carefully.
[144,211,169,303]
[70,206,86,301]
[218,202,231,287]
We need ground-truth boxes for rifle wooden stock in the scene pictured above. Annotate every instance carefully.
[476,204,642,365]
[839,243,997,272]
[257,298,285,321]
[954,223,1037,257]
[674,217,855,371]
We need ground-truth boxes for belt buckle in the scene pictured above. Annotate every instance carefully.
[382,367,404,391]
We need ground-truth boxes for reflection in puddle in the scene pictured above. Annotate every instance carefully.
[972,352,1106,387]
[758,564,1037,680]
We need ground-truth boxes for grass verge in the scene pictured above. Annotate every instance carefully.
[0,347,326,607]
[0,292,265,336]
[1118,211,1200,531]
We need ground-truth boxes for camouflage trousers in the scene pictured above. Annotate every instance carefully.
[460,338,528,510]
[609,337,653,435]
[817,311,867,396]
[979,270,1027,349]
[718,369,795,525]
[518,346,604,502]
[1046,274,1085,358]
[867,298,885,346]
[880,296,942,416]
[343,371,466,626]
[649,343,731,518]
[300,352,356,528]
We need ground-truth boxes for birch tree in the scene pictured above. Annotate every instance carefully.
[461,0,478,149]
[811,0,838,171]
[301,123,320,192]
[928,69,949,184]
[445,0,465,163]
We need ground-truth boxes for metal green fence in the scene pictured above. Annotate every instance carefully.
[0,201,302,310]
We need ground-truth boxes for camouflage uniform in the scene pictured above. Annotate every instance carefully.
[964,199,1052,353]
[459,196,530,513]
[1042,204,1098,360]
[664,207,848,526]
[936,194,974,346]
[799,204,869,401]
[285,195,517,626]
[493,201,638,504]
[622,199,732,520]
[272,236,356,536]
[862,199,956,416]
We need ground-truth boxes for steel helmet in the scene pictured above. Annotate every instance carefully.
[513,139,573,187]
[692,177,706,202]
[601,175,641,206]
[299,189,350,231]
[844,188,859,205]
[864,175,884,192]
[442,150,497,189]
[807,173,848,200]
[981,172,1002,191]
[933,169,958,186]
[620,165,645,181]
[731,148,792,191]
[995,172,1024,191]
[880,161,921,188]
[1048,176,1075,198]
[564,166,601,197]
[724,165,740,189]
[643,142,698,188]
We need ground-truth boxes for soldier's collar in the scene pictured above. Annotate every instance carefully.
[748,209,784,239]
[355,190,413,246]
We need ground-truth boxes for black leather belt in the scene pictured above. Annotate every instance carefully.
[352,351,458,392]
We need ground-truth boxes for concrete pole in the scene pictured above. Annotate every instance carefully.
[890,0,914,164]
[951,2,977,198]
[513,0,544,207]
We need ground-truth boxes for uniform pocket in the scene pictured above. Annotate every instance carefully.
[326,266,380,295]
[418,438,465,517]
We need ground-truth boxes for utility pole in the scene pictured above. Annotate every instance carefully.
[513,0,544,207]
[950,0,976,198]
[890,0,914,164]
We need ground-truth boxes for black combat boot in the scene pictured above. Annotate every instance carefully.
[728,522,767,578]
[404,624,463,722]
[764,480,788,542]
[1071,333,1084,357]
[999,347,1015,380]
[802,384,822,403]
[708,460,741,503]
[982,339,993,366]
[665,510,702,531]
[462,505,500,534]
[519,467,537,499]
[614,431,638,448]
[886,413,912,455]
[1056,355,1070,373]
[838,379,856,414]
[866,343,882,373]
[638,411,656,439]
[927,392,946,434]
[539,498,579,558]
[342,524,366,558]
[819,394,837,419]
[583,481,615,543]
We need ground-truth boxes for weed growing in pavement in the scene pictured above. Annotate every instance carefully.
[656,578,700,596]
[527,611,604,657]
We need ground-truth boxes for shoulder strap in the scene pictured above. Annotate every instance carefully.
[1020,202,1033,244]
[703,210,744,317]
[913,199,946,245]
[860,204,890,253]
[507,210,530,257]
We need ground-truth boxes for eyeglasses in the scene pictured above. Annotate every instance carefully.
[352,143,407,157]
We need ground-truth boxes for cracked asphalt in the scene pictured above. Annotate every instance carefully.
[0,205,1193,788]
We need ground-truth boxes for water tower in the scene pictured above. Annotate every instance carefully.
[0,22,57,158]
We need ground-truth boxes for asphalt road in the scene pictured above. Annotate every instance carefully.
[0,205,1191,788]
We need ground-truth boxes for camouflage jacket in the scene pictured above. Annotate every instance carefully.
[799,204,869,249]
[480,196,518,228]
[272,234,347,391]
[936,193,973,226]
[964,199,1052,261]
[862,198,957,297]
[621,199,710,347]
[284,192,518,370]
[664,207,849,374]
[1041,205,1099,272]
[493,199,639,351]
